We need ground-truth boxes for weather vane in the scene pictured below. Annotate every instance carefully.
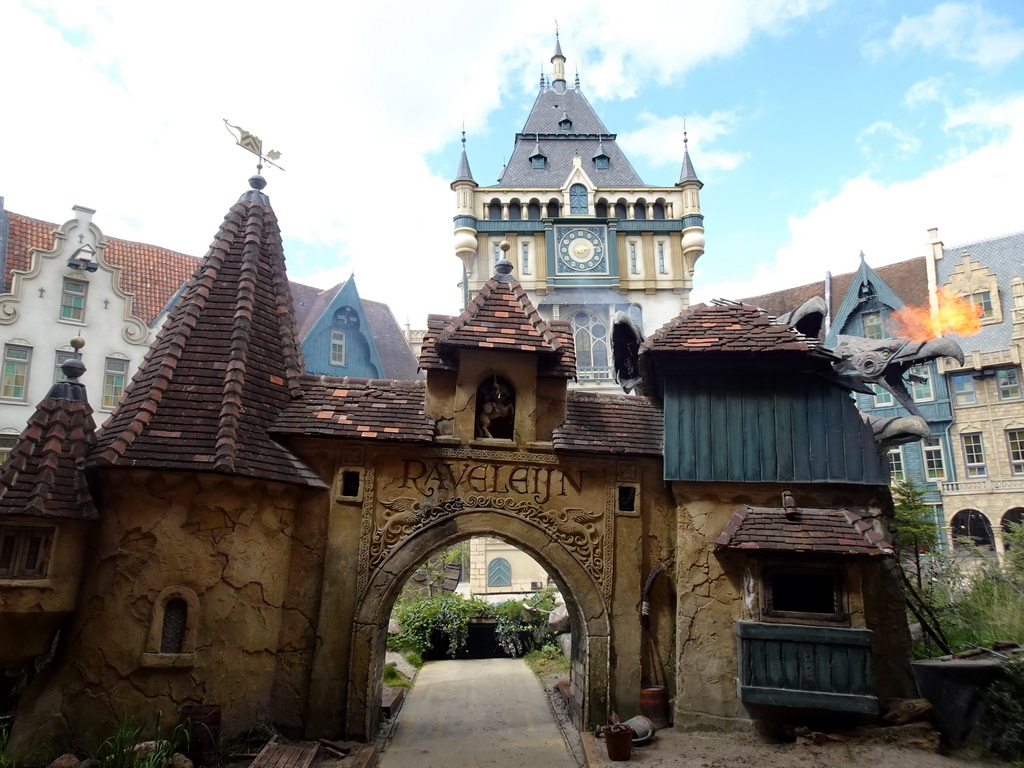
[223,119,285,172]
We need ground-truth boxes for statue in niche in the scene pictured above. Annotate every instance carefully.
[476,375,515,439]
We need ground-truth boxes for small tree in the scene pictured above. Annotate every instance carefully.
[892,478,942,589]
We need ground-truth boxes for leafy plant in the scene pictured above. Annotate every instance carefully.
[93,712,187,768]
[985,656,1024,761]
[524,643,570,678]
[382,663,411,689]
[0,722,16,768]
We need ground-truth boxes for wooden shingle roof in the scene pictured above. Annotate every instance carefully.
[0,382,98,520]
[91,183,323,488]
[716,505,894,557]
[273,376,433,441]
[552,391,662,456]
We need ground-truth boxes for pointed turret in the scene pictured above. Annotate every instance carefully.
[677,131,702,187]
[452,130,476,186]
[91,176,323,488]
[551,30,567,94]
[0,339,98,520]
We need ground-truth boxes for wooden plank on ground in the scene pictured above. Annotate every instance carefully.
[249,739,320,768]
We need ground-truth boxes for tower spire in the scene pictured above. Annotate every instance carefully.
[677,129,701,186]
[551,29,567,94]
[453,129,476,185]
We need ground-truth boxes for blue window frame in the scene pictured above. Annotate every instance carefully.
[487,557,511,587]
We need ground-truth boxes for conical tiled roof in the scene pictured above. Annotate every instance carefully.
[677,135,701,186]
[435,265,564,355]
[91,178,324,488]
[0,359,98,519]
[453,132,476,185]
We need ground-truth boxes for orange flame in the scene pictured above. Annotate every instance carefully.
[892,287,982,342]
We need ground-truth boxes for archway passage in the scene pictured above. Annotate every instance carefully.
[950,509,995,551]
[346,510,610,742]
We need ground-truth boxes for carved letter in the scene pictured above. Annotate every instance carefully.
[468,465,489,492]
[400,460,427,491]
[558,469,584,496]
[509,467,530,494]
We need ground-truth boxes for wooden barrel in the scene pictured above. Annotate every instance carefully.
[638,686,670,729]
[180,704,221,766]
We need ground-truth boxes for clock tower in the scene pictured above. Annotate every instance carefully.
[452,34,705,386]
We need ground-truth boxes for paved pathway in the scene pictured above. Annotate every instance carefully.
[379,658,575,768]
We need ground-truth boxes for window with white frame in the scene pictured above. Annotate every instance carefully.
[871,384,893,407]
[922,438,946,481]
[521,243,530,274]
[952,374,977,405]
[887,447,905,481]
[1007,429,1024,476]
[102,357,129,409]
[970,290,995,321]
[2,346,31,400]
[60,280,87,322]
[54,350,74,383]
[572,311,610,379]
[330,330,346,366]
[493,242,501,263]
[657,243,666,274]
[962,432,987,477]
[997,368,1021,400]
[910,364,933,402]
[569,184,588,214]
[629,242,638,274]
[862,311,883,340]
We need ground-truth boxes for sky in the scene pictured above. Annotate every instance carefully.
[2,0,1023,328]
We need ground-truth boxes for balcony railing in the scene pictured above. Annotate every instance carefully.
[941,477,1024,493]
[735,621,878,714]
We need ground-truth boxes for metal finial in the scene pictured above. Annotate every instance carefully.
[461,129,466,146]
[224,119,285,176]
[575,68,580,89]
[62,338,87,380]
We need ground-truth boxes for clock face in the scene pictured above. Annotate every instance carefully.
[556,226,607,274]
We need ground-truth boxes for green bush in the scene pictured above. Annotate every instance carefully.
[985,656,1024,761]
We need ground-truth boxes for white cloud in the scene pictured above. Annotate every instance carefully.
[904,76,949,107]
[865,2,1024,68]
[618,111,748,174]
[856,121,922,161]
[696,91,1024,304]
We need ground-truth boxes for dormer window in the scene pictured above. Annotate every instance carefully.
[594,155,609,169]
[531,154,546,169]
[560,118,572,131]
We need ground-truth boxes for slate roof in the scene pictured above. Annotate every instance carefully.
[741,257,929,325]
[641,300,822,355]
[716,505,894,557]
[273,376,432,441]
[91,181,324,488]
[552,391,662,456]
[496,87,644,187]
[0,380,98,520]
[363,300,420,380]
[3,212,197,324]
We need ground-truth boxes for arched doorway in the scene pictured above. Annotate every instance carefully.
[950,509,995,551]
[345,509,610,740]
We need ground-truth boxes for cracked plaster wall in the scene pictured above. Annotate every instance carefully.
[9,469,320,757]
[671,483,914,731]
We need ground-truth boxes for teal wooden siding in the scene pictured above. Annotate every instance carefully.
[736,621,878,714]
[663,369,887,484]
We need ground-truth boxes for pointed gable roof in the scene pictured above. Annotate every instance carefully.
[825,254,909,346]
[435,267,564,355]
[91,178,324,488]
[0,357,98,520]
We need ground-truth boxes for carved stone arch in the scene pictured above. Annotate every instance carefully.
[141,585,199,668]
[347,509,610,741]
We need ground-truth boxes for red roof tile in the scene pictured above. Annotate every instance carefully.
[91,187,323,488]
[0,389,98,520]
[715,505,894,557]
[552,391,662,456]
[273,376,433,441]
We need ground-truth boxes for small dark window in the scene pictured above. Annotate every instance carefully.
[531,156,546,169]
[0,527,53,579]
[595,202,608,218]
[614,202,627,219]
[594,156,609,169]
[763,567,844,623]
[160,598,188,653]
[559,118,572,130]
[618,486,636,512]
[341,471,361,498]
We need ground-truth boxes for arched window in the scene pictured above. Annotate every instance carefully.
[634,198,647,220]
[508,201,522,220]
[488,557,512,587]
[595,201,608,218]
[475,376,515,440]
[488,199,502,220]
[527,201,541,221]
[548,199,561,218]
[160,598,188,653]
[333,306,359,328]
[614,201,627,219]
[569,184,588,214]
[1003,508,1024,550]
[653,201,666,219]
[572,311,609,377]
[950,509,994,551]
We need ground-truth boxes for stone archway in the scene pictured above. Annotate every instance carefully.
[345,509,610,741]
